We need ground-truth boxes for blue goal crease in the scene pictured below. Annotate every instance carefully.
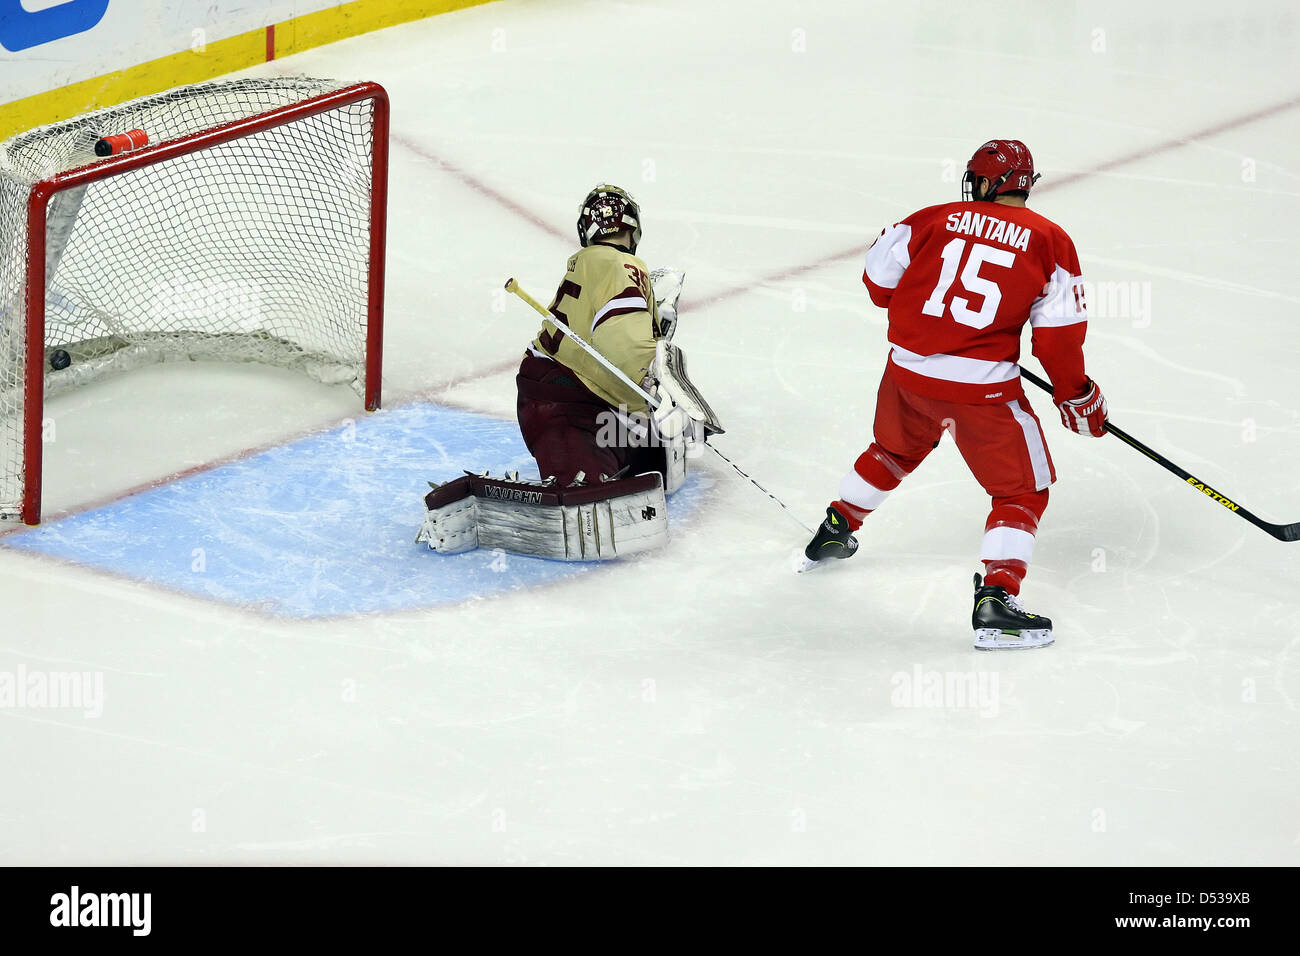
[2,402,708,619]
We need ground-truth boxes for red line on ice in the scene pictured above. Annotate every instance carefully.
[1044,93,1300,192]
[391,132,568,243]
[695,92,1300,307]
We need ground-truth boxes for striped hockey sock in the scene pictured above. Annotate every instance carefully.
[980,490,1049,596]
[831,445,919,531]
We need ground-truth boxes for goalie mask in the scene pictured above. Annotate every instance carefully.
[962,139,1041,202]
[577,184,642,253]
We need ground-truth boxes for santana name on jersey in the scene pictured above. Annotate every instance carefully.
[943,210,1032,251]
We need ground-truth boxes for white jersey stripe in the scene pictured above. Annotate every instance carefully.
[1007,399,1054,490]
[890,344,1019,386]
[592,295,648,329]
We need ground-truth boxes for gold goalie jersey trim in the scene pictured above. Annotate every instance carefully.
[530,243,660,412]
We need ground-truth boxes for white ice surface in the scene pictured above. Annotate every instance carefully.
[2,0,1299,864]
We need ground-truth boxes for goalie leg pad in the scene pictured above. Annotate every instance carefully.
[417,472,668,561]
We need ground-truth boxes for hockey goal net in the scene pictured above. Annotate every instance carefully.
[0,77,388,524]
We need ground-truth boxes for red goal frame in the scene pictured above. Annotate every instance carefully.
[20,81,389,526]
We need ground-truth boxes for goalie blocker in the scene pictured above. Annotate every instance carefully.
[416,471,667,561]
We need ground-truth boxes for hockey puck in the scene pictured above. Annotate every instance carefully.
[49,348,71,371]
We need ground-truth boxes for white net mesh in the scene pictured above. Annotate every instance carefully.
[0,77,381,519]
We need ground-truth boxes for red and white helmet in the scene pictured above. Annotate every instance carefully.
[962,139,1041,201]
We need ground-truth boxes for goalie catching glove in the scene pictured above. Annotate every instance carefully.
[650,267,686,341]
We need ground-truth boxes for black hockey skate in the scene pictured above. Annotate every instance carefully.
[972,573,1054,650]
[794,506,859,573]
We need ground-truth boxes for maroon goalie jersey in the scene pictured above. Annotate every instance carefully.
[862,201,1089,404]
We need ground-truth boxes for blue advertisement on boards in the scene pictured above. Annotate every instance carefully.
[0,0,111,53]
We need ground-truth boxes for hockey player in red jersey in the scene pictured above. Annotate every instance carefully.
[800,140,1107,649]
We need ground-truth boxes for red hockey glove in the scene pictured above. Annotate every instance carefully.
[1057,379,1107,437]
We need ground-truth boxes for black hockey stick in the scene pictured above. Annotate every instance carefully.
[1020,367,1300,542]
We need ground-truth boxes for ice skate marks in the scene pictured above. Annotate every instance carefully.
[2,402,707,618]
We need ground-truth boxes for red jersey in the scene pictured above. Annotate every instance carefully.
[862,201,1089,404]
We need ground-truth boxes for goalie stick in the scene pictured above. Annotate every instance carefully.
[1020,367,1300,542]
[504,277,813,533]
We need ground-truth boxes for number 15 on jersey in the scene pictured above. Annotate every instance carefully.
[920,238,1015,331]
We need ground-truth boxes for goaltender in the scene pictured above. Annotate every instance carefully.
[416,184,720,561]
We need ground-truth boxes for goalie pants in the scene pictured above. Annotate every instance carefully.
[833,364,1056,595]
[516,354,664,485]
